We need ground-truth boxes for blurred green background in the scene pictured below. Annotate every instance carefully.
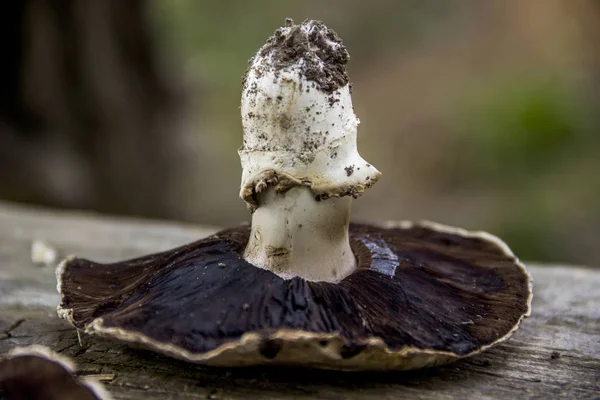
[1,0,599,265]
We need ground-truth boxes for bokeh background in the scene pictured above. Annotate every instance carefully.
[1,0,599,265]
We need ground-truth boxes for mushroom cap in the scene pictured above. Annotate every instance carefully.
[56,222,531,371]
[0,345,112,400]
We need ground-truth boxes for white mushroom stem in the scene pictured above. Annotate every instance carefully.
[239,19,380,282]
[244,186,355,282]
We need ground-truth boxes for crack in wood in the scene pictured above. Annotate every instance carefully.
[1,318,25,339]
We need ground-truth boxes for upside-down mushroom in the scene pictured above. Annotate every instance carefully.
[56,19,531,370]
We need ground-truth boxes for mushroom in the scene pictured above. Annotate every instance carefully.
[56,19,531,370]
[0,345,112,400]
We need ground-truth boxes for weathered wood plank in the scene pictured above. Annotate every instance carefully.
[1,201,599,399]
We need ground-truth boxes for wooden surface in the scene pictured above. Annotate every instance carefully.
[0,201,598,399]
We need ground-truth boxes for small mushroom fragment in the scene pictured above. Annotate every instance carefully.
[0,345,113,400]
[31,239,58,267]
[56,19,531,370]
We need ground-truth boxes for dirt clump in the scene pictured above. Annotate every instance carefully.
[244,19,350,94]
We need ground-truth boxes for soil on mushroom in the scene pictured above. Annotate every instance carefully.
[243,19,349,94]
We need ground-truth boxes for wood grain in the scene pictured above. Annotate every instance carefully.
[0,201,598,399]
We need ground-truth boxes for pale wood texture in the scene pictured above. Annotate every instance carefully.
[0,201,598,399]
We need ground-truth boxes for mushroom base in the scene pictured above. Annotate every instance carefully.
[56,222,531,371]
